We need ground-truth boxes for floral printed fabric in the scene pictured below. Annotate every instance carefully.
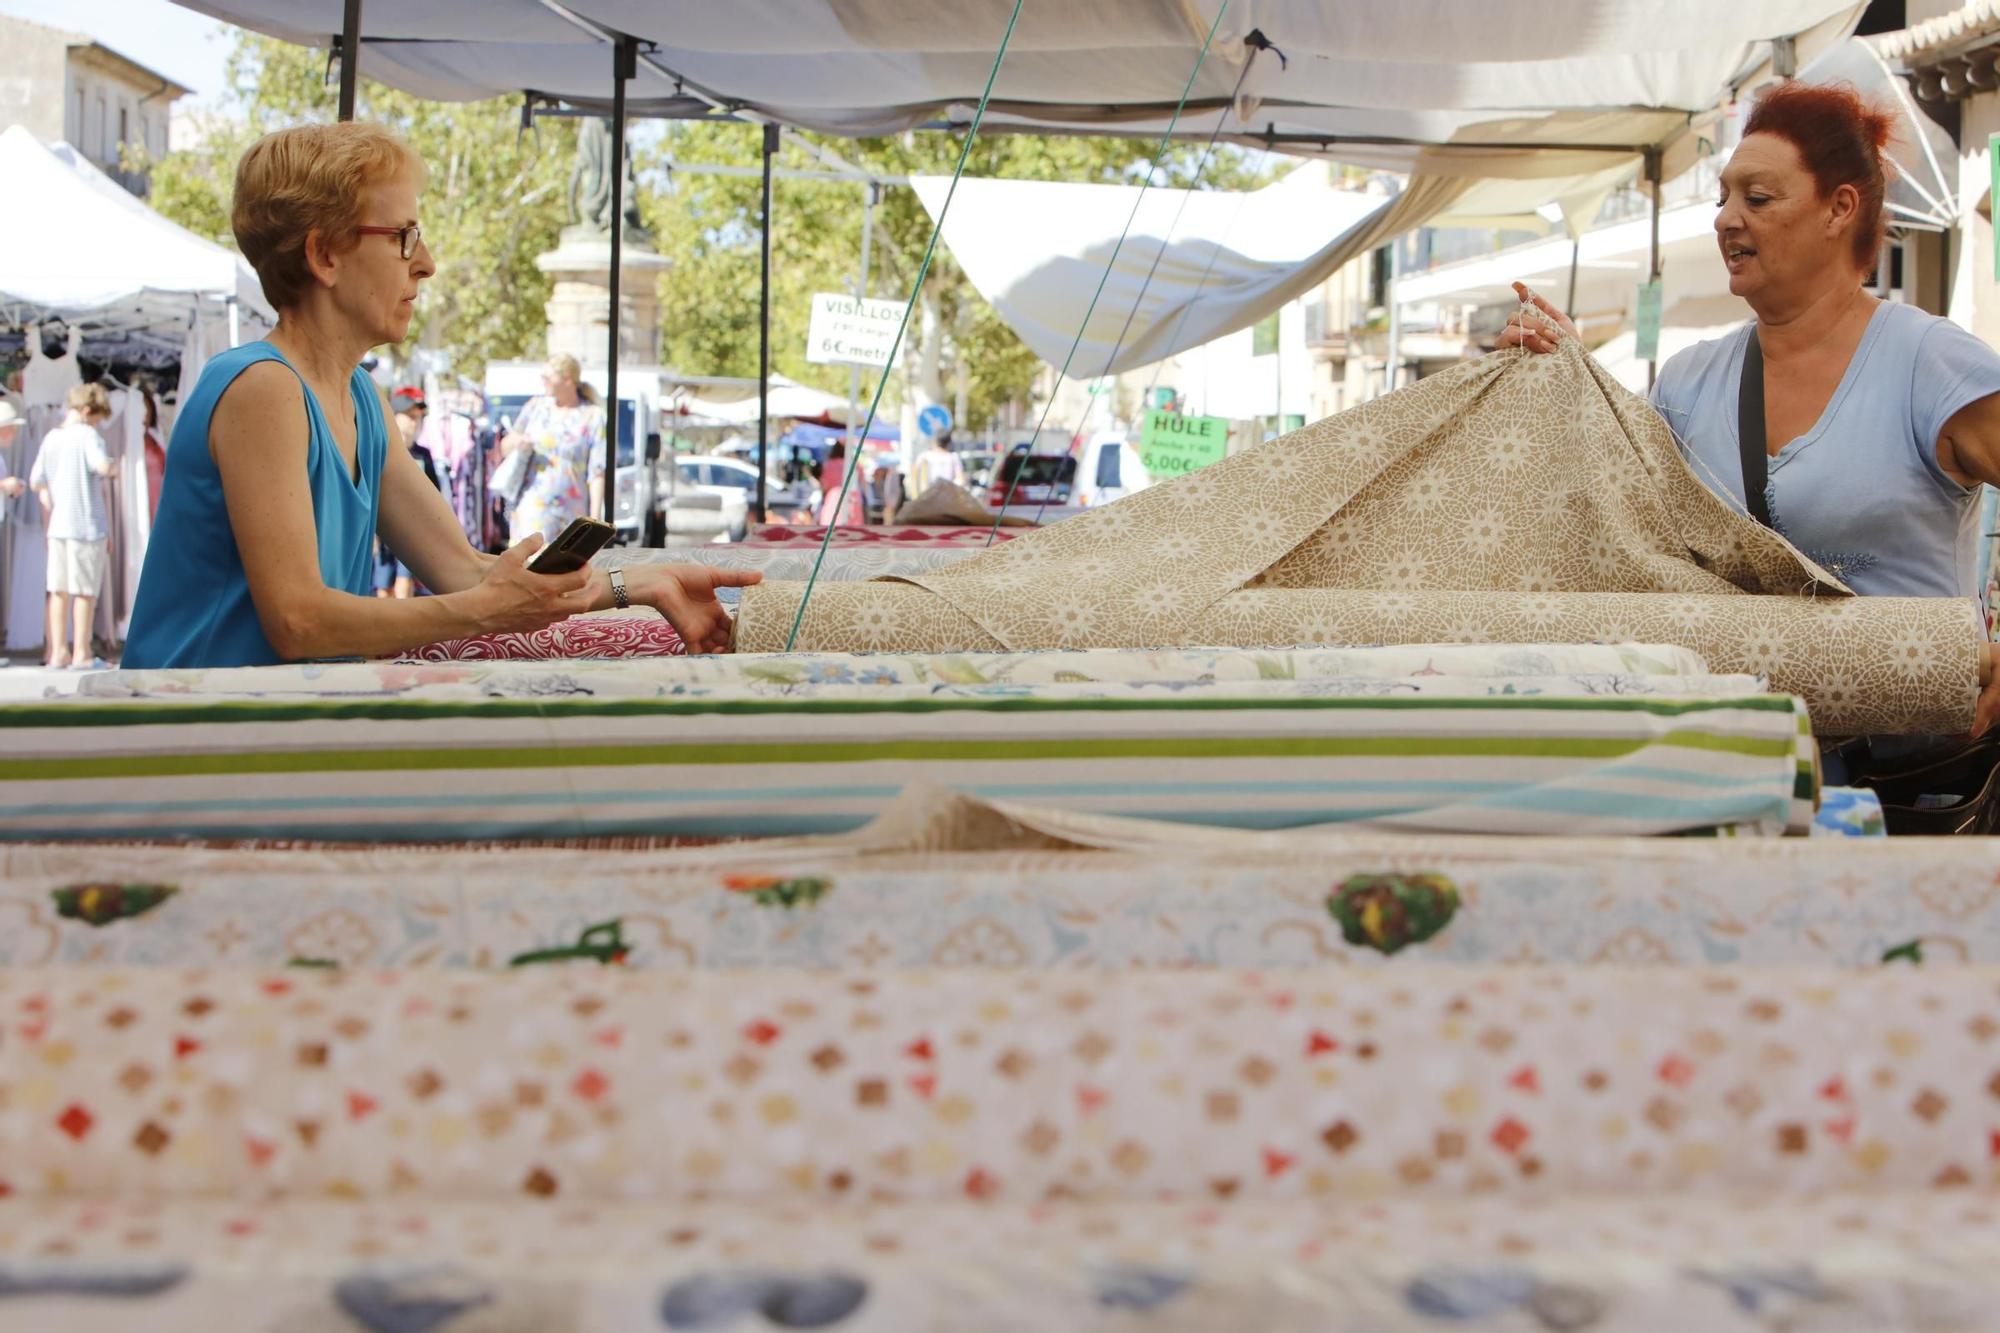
[82,642,1720,702]
[507,395,606,547]
[4,1191,1999,1331]
[403,610,686,661]
[0,793,1937,977]
[734,341,1983,736]
[6,964,2000,1203]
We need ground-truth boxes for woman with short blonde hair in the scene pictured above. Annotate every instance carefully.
[125,122,754,668]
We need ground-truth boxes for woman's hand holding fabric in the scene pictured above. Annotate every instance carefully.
[1496,282,1578,354]
[630,565,764,654]
[1974,643,2000,740]
[467,535,594,633]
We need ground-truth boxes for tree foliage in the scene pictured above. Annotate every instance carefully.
[640,124,1277,429]
[138,33,576,381]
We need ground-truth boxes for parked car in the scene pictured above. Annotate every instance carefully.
[678,454,813,533]
[986,442,1078,508]
[1072,433,1152,508]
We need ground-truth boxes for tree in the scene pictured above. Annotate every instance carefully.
[639,124,1278,432]
[136,33,577,382]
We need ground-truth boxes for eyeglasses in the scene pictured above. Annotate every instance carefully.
[355,222,424,260]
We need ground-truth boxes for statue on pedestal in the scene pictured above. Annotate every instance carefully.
[565,116,653,247]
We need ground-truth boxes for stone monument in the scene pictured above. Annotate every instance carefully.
[536,116,670,366]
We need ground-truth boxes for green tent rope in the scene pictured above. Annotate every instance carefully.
[984,0,1231,547]
[782,0,1025,652]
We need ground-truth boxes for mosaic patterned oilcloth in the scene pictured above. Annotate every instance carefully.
[0,794,1938,978]
[6,965,2000,1202]
[743,585,1981,740]
[735,341,1983,736]
[6,1192,2000,1332]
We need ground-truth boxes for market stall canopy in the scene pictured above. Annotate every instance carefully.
[1807,36,1961,231]
[675,374,855,425]
[177,1,1860,181]
[0,125,274,348]
[911,161,1660,377]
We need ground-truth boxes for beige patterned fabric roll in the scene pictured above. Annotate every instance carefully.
[735,339,1982,735]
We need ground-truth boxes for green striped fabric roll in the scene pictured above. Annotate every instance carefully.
[0,689,1816,841]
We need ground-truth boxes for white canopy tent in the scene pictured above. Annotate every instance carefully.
[0,125,273,359]
[170,0,1863,507]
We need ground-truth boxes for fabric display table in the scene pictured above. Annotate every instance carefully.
[4,1191,1998,1331]
[4,963,1998,1203]
[734,342,1984,738]
[0,685,1815,841]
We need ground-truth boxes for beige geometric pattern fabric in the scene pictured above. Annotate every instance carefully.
[736,340,1982,736]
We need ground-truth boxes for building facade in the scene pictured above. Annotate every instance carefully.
[0,15,189,196]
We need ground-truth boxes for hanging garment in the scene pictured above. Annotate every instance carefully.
[736,338,1982,737]
[19,323,80,410]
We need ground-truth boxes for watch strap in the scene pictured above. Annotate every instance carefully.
[608,566,629,609]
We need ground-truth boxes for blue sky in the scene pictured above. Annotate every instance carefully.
[1,0,239,104]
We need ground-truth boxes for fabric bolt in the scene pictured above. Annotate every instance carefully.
[0,690,1815,841]
[7,964,2000,1203]
[0,793,1933,977]
[735,339,1983,737]
[403,610,687,661]
[743,584,1978,738]
[27,422,111,541]
[80,642,1723,702]
[6,1192,2000,1333]
[506,395,605,547]
[1652,302,2000,597]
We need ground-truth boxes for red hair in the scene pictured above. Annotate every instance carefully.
[1742,81,1896,269]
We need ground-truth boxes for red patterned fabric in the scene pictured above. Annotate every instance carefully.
[404,614,686,660]
[743,524,1021,546]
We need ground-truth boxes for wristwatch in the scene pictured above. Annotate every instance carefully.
[608,566,629,610]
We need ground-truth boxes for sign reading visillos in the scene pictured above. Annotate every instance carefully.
[806,292,903,367]
[1138,409,1229,478]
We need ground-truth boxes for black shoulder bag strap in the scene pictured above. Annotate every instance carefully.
[1737,331,1772,526]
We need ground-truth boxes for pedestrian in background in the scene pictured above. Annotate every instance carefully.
[30,382,116,668]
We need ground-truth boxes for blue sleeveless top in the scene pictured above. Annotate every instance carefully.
[124,343,386,668]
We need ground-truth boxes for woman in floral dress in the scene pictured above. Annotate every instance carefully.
[502,353,606,545]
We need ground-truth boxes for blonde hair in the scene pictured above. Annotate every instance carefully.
[232,122,426,311]
[546,353,599,405]
[67,383,112,419]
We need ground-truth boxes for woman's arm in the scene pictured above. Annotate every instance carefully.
[211,364,593,660]
[1936,393,2000,490]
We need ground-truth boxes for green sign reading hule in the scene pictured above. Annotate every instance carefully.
[1139,409,1229,478]
[1990,134,2000,281]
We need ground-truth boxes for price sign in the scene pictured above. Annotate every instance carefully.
[1138,409,1229,478]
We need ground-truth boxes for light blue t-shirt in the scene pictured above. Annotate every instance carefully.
[1649,301,2000,597]
[123,342,385,669]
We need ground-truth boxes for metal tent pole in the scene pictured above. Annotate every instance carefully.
[1645,147,1663,392]
[603,35,634,528]
[337,0,361,120]
[755,122,778,523]
[1564,238,1581,319]
[845,182,877,457]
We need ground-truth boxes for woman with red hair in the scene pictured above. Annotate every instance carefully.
[1504,80,2000,738]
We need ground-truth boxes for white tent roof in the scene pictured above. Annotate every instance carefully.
[178,1,1860,181]
[0,125,274,341]
[676,374,853,424]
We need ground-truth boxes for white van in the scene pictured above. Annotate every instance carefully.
[1073,432,1152,508]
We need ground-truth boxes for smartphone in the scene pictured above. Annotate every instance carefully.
[527,515,615,575]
